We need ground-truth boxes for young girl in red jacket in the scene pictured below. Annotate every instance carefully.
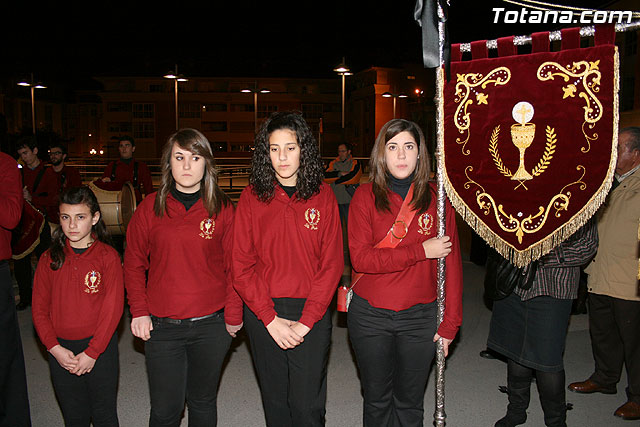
[233,111,344,426]
[32,186,124,426]
[347,119,463,427]
[124,128,242,427]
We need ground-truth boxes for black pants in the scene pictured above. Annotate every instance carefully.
[244,299,332,427]
[14,221,51,305]
[49,334,119,427]
[588,293,640,403]
[348,293,437,427]
[145,312,231,427]
[0,261,31,427]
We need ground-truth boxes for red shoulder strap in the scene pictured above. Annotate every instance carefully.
[350,184,419,289]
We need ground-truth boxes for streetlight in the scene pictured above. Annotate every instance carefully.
[241,86,271,132]
[17,73,46,135]
[333,58,352,129]
[163,64,188,130]
[382,92,408,119]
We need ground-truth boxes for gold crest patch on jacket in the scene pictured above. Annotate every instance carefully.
[418,213,434,236]
[305,208,320,230]
[199,218,215,239]
[84,271,101,294]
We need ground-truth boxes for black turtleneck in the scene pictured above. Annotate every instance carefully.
[171,186,202,211]
[279,183,297,198]
[388,173,414,200]
[120,157,133,165]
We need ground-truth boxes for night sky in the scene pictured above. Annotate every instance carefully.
[2,0,626,88]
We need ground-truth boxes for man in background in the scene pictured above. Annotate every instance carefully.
[14,138,56,310]
[568,127,640,421]
[47,143,82,223]
[101,135,152,204]
[324,142,362,228]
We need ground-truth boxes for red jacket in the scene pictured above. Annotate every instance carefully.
[101,159,153,203]
[124,192,242,325]
[232,183,344,329]
[48,165,83,223]
[22,162,58,215]
[348,183,463,340]
[0,153,23,260]
[32,240,124,359]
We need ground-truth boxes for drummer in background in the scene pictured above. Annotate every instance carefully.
[14,136,57,311]
[47,143,82,225]
[101,136,153,204]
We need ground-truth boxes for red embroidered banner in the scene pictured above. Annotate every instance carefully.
[442,30,618,266]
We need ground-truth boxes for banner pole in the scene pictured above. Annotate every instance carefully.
[458,20,640,52]
[434,1,447,426]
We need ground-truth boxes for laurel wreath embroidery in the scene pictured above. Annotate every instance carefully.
[531,126,556,177]
[489,125,556,178]
[489,125,512,177]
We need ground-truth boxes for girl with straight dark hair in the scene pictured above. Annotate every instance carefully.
[232,111,344,426]
[124,128,243,426]
[347,119,463,426]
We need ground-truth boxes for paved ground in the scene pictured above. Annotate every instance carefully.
[14,255,635,427]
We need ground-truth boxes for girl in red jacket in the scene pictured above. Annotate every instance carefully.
[347,119,463,427]
[124,129,242,427]
[32,186,124,426]
[233,111,344,426]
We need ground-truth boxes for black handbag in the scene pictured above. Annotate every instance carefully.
[484,248,539,300]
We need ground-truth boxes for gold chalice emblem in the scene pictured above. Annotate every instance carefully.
[510,102,536,188]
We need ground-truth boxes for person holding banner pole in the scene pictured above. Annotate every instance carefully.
[347,119,462,427]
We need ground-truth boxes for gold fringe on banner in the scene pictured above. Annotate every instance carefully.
[440,49,619,268]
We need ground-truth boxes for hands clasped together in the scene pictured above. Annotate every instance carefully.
[266,316,311,350]
[49,345,96,376]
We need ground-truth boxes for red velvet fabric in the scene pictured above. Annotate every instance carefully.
[451,44,461,62]
[595,24,615,46]
[531,32,550,53]
[471,40,488,59]
[497,37,516,57]
[561,27,581,50]
[443,44,617,254]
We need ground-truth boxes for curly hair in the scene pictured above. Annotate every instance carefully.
[49,186,112,270]
[369,119,432,214]
[250,111,325,202]
[154,128,230,217]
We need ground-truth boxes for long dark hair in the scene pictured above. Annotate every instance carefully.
[154,128,230,217]
[250,111,324,202]
[49,186,112,271]
[369,119,432,214]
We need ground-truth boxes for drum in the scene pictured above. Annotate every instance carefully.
[89,181,137,235]
[12,200,46,260]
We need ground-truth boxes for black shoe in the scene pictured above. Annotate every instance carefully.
[480,349,497,359]
[495,412,526,427]
[16,302,31,311]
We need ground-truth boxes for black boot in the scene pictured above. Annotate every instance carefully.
[537,369,567,427]
[495,360,531,427]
